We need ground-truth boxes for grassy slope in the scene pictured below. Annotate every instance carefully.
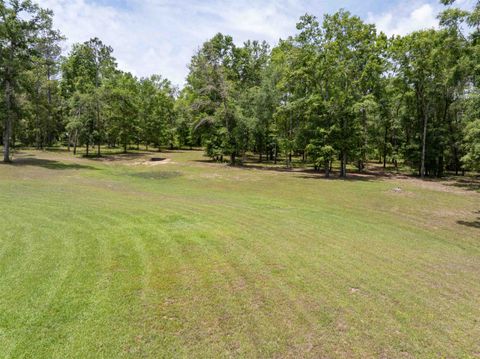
[0,150,479,358]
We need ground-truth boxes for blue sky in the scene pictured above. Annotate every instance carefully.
[37,0,472,86]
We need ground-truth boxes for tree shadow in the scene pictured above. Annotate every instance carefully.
[128,171,182,180]
[160,149,187,154]
[457,210,480,229]
[191,158,398,182]
[297,173,376,182]
[87,152,148,162]
[3,157,99,171]
[457,219,480,229]
[44,147,71,153]
[237,163,385,182]
[445,177,480,192]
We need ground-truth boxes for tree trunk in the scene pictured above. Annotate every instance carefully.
[363,108,368,170]
[35,83,41,150]
[383,124,388,169]
[73,131,78,155]
[437,155,444,178]
[86,141,89,157]
[95,62,101,157]
[420,106,428,179]
[324,160,330,178]
[454,146,459,175]
[340,151,347,178]
[3,79,12,163]
[357,160,363,172]
[47,65,52,151]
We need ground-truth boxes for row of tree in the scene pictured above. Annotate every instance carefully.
[180,1,480,177]
[0,0,176,162]
[1,0,479,178]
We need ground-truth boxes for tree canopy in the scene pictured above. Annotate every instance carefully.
[1,0,479,177]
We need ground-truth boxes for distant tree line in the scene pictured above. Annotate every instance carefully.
[1,0,479,178]
[0,0,176,162]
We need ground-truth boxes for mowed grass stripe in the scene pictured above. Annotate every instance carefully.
[0,150,479,358]
[1,176,478,358]
[91,174,479,356]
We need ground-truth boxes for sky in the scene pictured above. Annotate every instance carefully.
[37,0,472,86]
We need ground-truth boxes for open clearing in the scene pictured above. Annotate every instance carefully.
[0,150,479,358]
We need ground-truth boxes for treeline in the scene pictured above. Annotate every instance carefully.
[0,0,176,161]
[1,0,479,178]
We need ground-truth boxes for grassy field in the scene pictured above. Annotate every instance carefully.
[0,149,479,358]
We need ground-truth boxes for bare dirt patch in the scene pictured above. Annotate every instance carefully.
[130,158,174,167]
[385,186,415,197]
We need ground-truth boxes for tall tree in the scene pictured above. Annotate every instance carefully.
[138,75,176,150]
[102,71,139,153]
[186,33,240,164]
[61,37,116,156]
[0,0,58,162]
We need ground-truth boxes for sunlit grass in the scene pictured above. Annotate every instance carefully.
[0,149,479,358]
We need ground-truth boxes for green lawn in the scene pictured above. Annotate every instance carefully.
[0,149,479,358]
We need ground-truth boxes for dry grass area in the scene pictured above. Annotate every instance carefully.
[0,148,479,358]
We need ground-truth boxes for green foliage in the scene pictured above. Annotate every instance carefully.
[0,0,60,161]
[1,0,480,177]
[462,119,480,170]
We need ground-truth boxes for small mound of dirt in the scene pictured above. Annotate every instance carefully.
[150,157,166,162]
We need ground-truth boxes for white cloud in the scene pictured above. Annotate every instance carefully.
[38,0,452,86]
[367,3,439,36]
[38,0,308,86]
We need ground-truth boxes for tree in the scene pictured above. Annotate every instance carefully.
[273,11,386,176]
[61,37,116,156]
[138,75,175,150]
[0,0,59,162]
[462,119,480,171]
[186,33,240,164]
[0,0,478,179]
[102,71,139,153]
[25,17,63,149]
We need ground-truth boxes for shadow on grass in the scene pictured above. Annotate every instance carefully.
[128,171,182,180]
[4,157,99,171]
[160,149,187,154]
[237,163,387,182]
[457,210,480,229]
[192,159,395,182]
[457,220,480,229]
[86,152,150,162]
[192,159,227,164]
[44,147,71,153]
[445,177,480,192]
[297,173,376,182]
